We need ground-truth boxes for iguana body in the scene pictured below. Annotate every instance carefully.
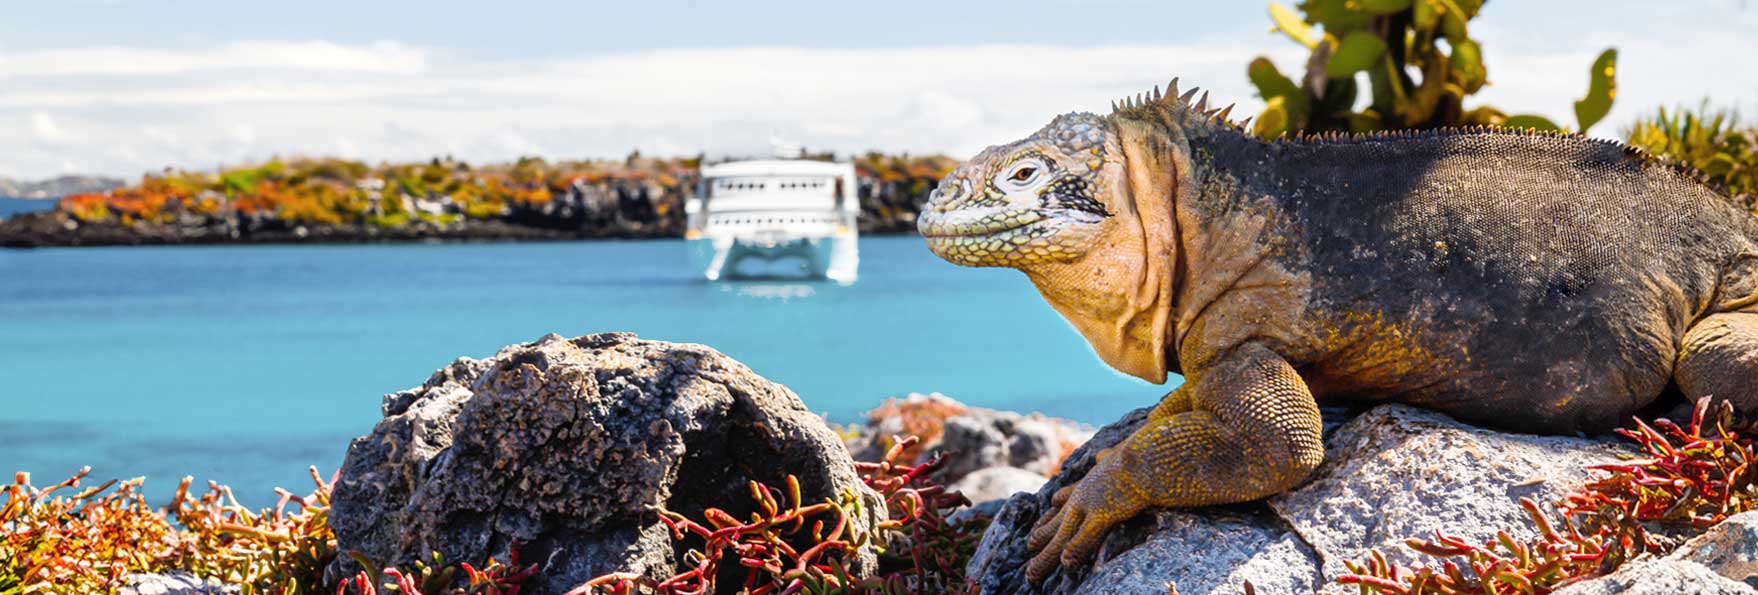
[917,80,1758,582]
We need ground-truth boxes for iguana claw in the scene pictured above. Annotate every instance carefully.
[1025,454,1148,582]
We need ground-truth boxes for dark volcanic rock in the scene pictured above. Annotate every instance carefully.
[329,333,883,595]
[0,210,605,248]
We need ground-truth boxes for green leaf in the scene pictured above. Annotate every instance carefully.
[1436,0,1469,40]
[1704,153,1737,177]
[1250,59,1311,129]
[1357,0,1413,14]
[1574,48,1618,133]
[1327,32,1388,78]
[1254,97,1291,139]
[1349,110,1384,132]
[1248,57,1302,100]
[1268,2,1317,48]
[1412,0,1441,30]
[1505,114,1561,131]
[1307,0,1374,29]
[1449,39,1486,91]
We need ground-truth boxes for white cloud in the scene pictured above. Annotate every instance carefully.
[0,40,426,77]
[30,112,61,141]
[230,123,256,146]
[0,29,1752,179]
[0,40,1303,178]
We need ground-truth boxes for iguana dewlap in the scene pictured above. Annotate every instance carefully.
[917,79,1758,583]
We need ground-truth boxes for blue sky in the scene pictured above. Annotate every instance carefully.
[4,0,1755,178]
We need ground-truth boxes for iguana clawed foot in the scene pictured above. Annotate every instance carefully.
[1021,345,1327,583]
[1025,447,1149,582]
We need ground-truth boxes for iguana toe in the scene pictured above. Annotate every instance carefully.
[1024,455,1150,583]
[1026,507,1081,582]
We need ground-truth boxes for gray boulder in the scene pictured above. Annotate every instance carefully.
[850,392,1093,489]
[1270,405,1630,589]
[1075,509,1322,595]
[968,404,1636,595]
[941,407,1092,478]
[329,333,883,595]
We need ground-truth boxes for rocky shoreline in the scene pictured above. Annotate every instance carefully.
[29,332,1758,594]
[0,156,942,248]
[318,334,1758,594]
[0,209,683,248]
[0,196,926,249]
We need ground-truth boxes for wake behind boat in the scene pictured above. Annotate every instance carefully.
[685,158,860,283]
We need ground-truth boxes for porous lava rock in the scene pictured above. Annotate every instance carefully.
[329,332,883,595]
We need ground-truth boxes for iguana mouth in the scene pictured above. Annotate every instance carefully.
[917,207,1045,239]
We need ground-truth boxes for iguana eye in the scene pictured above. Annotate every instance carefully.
[997,160,1047,190]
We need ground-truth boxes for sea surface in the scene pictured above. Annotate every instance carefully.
[0,196,55,219]
[0,236,1166,506]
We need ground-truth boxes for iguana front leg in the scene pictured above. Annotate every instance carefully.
[1025,343,1325,582]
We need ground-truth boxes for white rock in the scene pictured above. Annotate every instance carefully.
[951,466,1049,504]
[118,573,238,595]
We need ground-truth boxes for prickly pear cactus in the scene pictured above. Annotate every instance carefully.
[1248,0,1617,138]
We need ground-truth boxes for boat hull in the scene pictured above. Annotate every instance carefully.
[689,232,858,283]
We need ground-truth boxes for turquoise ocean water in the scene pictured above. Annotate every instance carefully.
[0,237,1166,506]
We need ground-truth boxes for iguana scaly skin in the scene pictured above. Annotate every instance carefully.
[917,79,1758,583]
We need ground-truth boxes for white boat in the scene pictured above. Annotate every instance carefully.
[685,158,859,283]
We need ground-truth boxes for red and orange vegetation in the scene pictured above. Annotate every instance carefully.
[574,435,985,595]
[52,156,702,229]
[337,549,535,595]
[1,434,983,595]
[0,466,341,595]
[165,468,340,592]
[10,403,1746,594]
[47,152,957,233]
[0,469,179,592]
[1338,397,1757,595]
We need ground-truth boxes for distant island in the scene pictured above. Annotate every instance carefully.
[0,154,952,248]
[0,174,124,200]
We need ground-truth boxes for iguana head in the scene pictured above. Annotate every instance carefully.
[917,112,1126,267]
[918,81,1222,383]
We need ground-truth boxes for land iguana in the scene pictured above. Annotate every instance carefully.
[917,78,1758,583]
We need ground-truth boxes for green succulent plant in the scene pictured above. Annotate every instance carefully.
[1625,102,1758,211]
[1249,0,1617,138]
